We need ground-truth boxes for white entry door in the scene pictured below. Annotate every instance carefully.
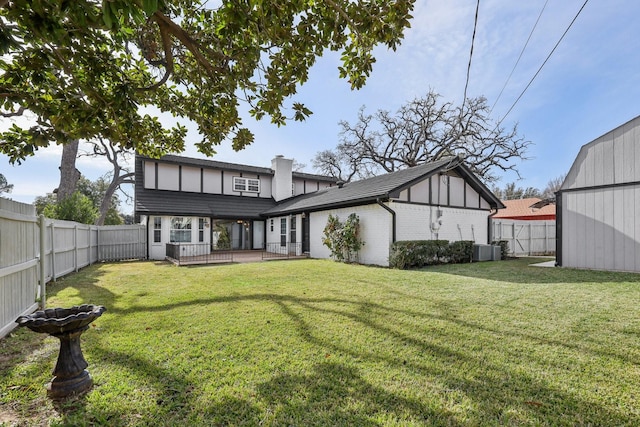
[253,221,265,249]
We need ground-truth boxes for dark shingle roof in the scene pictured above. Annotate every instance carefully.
[157,154,274,175]
[262,156,501,216]
[135,189,277,219]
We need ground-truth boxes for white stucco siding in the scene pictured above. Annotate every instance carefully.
[157,163,180,191]
[144,161,156,189]
[466,184,480,209]
[562,186,640,272]
[203,169,222,194]
[181,166,201,192]
[393,203,489,244]
[309,205,392,266]
[449,176,465,207]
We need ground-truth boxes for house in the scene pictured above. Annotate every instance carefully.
[556,115,640,272]
[135,154,504,266]
[492,198,556,221]
[135,154,335,260]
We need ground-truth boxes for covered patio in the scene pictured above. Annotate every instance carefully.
[165,243,308,266]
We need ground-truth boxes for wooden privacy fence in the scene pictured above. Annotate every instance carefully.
[0,197,147,338]
[491,219,556,256]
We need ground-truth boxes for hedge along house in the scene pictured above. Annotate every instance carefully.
[261,156,505,266]
[556,115,640,272]
[135,154,336,260]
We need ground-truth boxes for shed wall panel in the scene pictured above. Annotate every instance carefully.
[561,185,640,272]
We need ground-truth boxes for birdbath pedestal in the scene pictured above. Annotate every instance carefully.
[16,304,106,399]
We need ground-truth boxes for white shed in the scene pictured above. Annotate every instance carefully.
[556,115,640,272]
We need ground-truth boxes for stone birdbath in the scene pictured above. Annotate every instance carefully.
[16,304,106,399]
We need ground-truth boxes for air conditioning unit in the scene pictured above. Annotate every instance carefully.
[491,245,501,261]
[473,244,493,261]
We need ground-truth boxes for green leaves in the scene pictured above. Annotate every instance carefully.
[1,0,415,162]
[322,213,364,263]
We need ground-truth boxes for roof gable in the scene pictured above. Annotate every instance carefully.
[263,157,503,215]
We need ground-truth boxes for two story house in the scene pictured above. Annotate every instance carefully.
[135,154,504,266]
[135,154,335,260]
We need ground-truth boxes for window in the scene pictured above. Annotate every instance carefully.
[170,217,192,243]
[280,218,287,247]
[198,218,205,243]
[153,217,162,243]
[233,176,260,193]
[290,215,296,243]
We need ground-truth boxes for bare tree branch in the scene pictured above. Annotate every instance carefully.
[314,90,531,183]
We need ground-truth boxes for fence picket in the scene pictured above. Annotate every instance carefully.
[1,197,147,338]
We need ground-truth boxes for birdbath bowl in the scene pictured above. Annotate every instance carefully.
[16,304,106,399]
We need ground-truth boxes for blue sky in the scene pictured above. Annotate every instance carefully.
[2,0,639,213]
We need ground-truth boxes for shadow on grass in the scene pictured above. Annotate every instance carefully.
[255,361,457,426]
[12,261,638,425]
[46,263,118,310]
[83,292,635,425]
[419,257,640,284]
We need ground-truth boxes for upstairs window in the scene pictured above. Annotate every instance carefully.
[233,177,260,193]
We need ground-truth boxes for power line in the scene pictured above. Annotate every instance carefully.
[497,0,590,127]
[491,0,549,113]
[462,0,481,110]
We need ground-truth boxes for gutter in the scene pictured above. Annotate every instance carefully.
[376,198,396,243]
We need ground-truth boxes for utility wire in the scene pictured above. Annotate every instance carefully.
[462,0,481,111]
[490,0,549,113]
[497,0,590,127]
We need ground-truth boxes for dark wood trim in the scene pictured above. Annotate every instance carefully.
[154,162,158,189]
[557,180,640,194]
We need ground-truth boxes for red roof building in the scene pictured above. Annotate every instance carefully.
[493,197,556,221]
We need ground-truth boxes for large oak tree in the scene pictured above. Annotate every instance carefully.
[0,0,415,163]
[313,90,531,183]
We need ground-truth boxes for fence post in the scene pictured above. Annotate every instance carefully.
[39,215,47,309]
[74,224,79,272]
[50,221,56,281]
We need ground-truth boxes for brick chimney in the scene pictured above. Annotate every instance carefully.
[271,155,293,202]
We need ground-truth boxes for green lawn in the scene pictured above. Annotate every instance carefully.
[1,258,639,426]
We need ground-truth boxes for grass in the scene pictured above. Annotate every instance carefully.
[1,258,639,426]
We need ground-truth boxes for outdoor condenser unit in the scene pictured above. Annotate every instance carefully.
[473,244,493,261]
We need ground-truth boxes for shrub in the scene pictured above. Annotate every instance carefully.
[389,240,475,269]
[43,191,98,224]
[449,240,474,264]
[322,213,364,263]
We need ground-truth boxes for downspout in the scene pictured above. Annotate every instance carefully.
[487,207,499,245]
[377,198,396,243]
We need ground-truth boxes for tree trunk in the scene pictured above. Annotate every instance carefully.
[57,140,81,201]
